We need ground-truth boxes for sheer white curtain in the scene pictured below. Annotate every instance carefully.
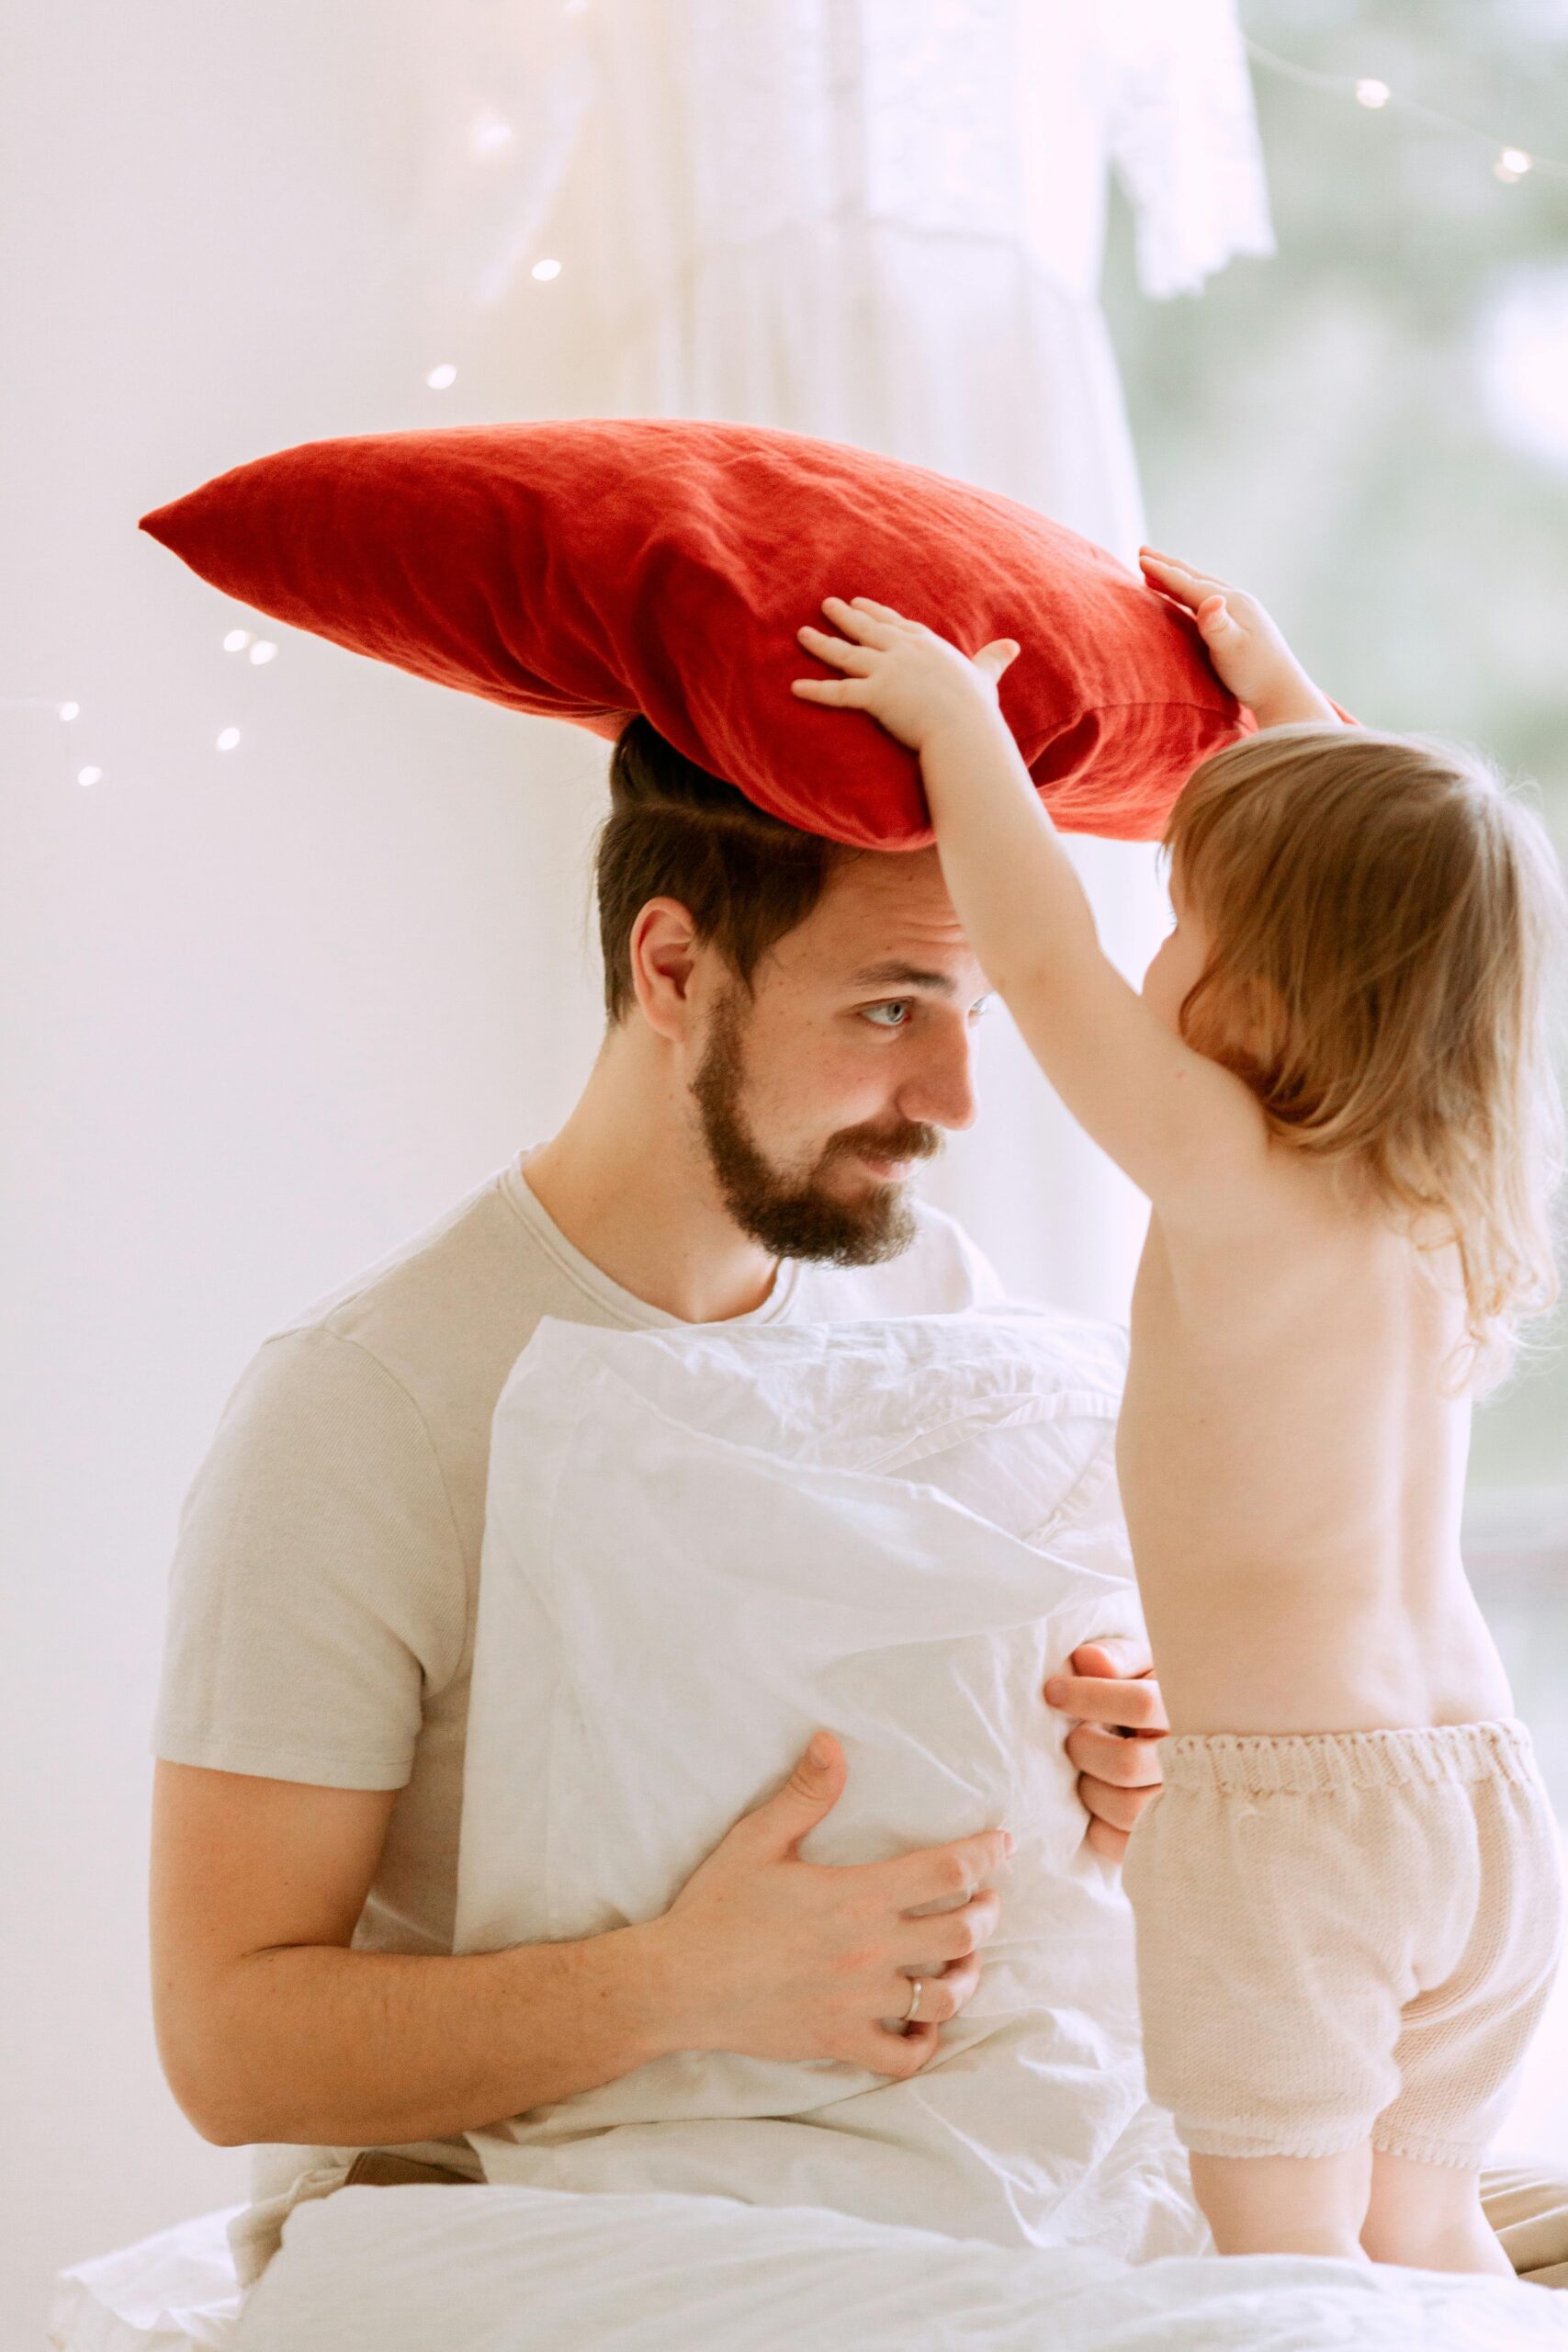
[417,0,1271,1314]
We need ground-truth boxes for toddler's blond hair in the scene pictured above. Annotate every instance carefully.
[1164,723,1565,1385]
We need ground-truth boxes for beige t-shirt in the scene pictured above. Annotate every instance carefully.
[152,1154,1003,2214]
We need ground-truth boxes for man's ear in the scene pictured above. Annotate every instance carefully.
[627,898,703,1043]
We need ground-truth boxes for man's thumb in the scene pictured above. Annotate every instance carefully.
[760,1731,847,1851]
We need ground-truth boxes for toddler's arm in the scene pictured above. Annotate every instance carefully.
[793,595,1268,1215]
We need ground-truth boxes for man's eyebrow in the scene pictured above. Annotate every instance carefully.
[845,960,958,996]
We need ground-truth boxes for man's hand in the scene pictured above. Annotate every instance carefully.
[1137,549,1339,732]
[649,1733,1011,2079]
[1044,1639,1167,1863]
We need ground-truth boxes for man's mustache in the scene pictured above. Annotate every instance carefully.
[826,1121,943,1167]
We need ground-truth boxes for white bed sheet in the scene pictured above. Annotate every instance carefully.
[90,2182,1556,2352]
[48,2205,245,2352]
[51,2184,1568,2351]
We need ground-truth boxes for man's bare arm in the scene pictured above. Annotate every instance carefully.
[151,1742,1010,2148]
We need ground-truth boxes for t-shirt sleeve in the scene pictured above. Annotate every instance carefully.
[152,1326,468,1790]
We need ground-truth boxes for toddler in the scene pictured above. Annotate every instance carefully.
[792,555,1566,2275]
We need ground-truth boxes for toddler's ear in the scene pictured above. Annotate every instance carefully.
[1245,971,1290,1056]
[1179,962,1285,1081]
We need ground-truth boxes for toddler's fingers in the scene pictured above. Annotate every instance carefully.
[1142,549,1229,600]
[1140,546,1215,579]
[791,675,873,707]
[1139,548,1201,580]
[821,594,895,645]
[797,623,875,674]
[1138,554,1205,611]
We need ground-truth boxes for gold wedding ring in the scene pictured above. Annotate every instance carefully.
[903,1976,923,2024]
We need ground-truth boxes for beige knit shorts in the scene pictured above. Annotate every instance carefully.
[1121,1718,1564,2167]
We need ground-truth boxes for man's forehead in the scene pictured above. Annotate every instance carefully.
[774,845,979,982]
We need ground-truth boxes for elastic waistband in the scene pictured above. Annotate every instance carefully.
[1160,1718,1539,1797]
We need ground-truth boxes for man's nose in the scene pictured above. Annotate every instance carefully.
[897,1019,980,1134]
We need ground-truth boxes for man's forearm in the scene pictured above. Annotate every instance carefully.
[196,1923,674,2148]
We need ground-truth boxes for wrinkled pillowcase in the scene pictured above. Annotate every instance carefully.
[457,1306,1146,2134]
[140,417,1248,849]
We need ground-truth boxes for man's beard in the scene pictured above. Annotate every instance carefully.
[691,989,942,1267]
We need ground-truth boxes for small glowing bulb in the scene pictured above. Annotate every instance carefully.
[248,639,277,665]
[77,765,103,787]
[1355,78,1391,109]
[470,112,514,156]
[59,700,80,721]
[217,727,242,751]
[1495,148,1532,182]
[531,257,563,282]
[223,628,253,652]
[426,362,457,390]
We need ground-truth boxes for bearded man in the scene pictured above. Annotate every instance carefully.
[145,718,1214,2278]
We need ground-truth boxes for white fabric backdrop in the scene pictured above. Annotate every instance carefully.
[411,0,1272,1313]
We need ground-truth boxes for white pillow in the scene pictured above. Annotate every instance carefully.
[455,1306,1201,2261]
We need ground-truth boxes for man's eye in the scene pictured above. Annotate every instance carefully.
[863,1001,912,1028]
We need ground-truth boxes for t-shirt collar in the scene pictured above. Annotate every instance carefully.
[499,1150,804,1329]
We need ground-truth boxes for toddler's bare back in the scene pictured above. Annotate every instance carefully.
[1117,1149,1514,1737]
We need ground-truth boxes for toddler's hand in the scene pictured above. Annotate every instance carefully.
[792,596,1019,754]
[1138,549,1337,730]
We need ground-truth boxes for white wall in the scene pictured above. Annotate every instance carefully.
[3,6,610,2335]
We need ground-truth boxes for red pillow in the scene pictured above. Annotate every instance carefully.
[140,418,1247,851]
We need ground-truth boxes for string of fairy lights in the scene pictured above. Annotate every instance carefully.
[1243,39,1568,185]
[4,623,280,787]
[19,23,1564,793]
